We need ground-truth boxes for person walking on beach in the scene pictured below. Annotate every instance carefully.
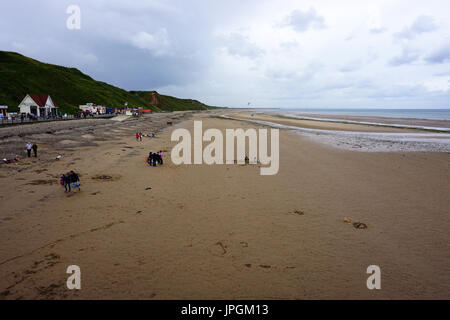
[63,172,71,192]
[136,132,139,141]
[159,150,163,165]
[32,143,38,157]
[70,170,81,192]
[139,132,143,141]
[148,152,153,166]
[26,143,32,157]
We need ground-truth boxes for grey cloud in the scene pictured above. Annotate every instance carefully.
[370,27,387,34]
[221,33,264,59]
[281,8,325,33]
[0,0,219,91]
[344,35,354,41]
[434,70,450,76]
[394,15,437,39]
[425,44,450,64]
[279,41,299,50]
[388,48,420,66]
[339,60,362,73]
[265,69,297,81]
[366,84,425,98]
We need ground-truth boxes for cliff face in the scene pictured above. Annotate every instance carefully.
[150,91,159,106]
[130,90,211,111]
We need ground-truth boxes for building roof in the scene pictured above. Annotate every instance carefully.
[28,94,57,108]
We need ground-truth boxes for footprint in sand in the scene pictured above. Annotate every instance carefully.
[210,241,228,256]
[27,179,57,185]
[353,222,368,229]
[240,241,248,248]
[91,174,120,182]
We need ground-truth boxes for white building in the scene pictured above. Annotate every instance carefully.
[79,103,106,114]
[18,94,58,117]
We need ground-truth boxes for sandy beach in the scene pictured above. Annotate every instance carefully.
[0,110,449,299]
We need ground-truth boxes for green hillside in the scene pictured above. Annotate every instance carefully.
[130,90,211,111]
[0,51,214,114]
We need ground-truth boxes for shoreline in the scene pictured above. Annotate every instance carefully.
[222,111,450,152]
[276,114,450,133]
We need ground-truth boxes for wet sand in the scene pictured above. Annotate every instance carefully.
[227,111,447,132]
[282,112,450,130]
[0,110,449,299]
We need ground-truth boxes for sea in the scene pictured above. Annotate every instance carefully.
[279,108,450,121]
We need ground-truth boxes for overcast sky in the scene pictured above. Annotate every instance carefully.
[1,0,450,108]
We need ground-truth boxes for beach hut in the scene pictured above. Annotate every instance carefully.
[0,106,7,118]
[18,94,58,117]
[79,103,106,115]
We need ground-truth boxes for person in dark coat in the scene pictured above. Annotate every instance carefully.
[63,172,71,192]
[148,152,153,165]
[152,152,157,166]
[32,143,38,157]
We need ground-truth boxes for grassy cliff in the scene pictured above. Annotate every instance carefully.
[0,51,214,114]
[130,90,211,111]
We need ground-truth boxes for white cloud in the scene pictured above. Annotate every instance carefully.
[130,29,171,56]
[424,78,450,92]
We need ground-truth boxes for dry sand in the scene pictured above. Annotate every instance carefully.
[0,110,449,299]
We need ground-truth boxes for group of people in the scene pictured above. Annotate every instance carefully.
[26,142,38,157]
[136,132,156,141]
[3,156,20,164]
[147,151,164,166]
[60,171,81,193]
